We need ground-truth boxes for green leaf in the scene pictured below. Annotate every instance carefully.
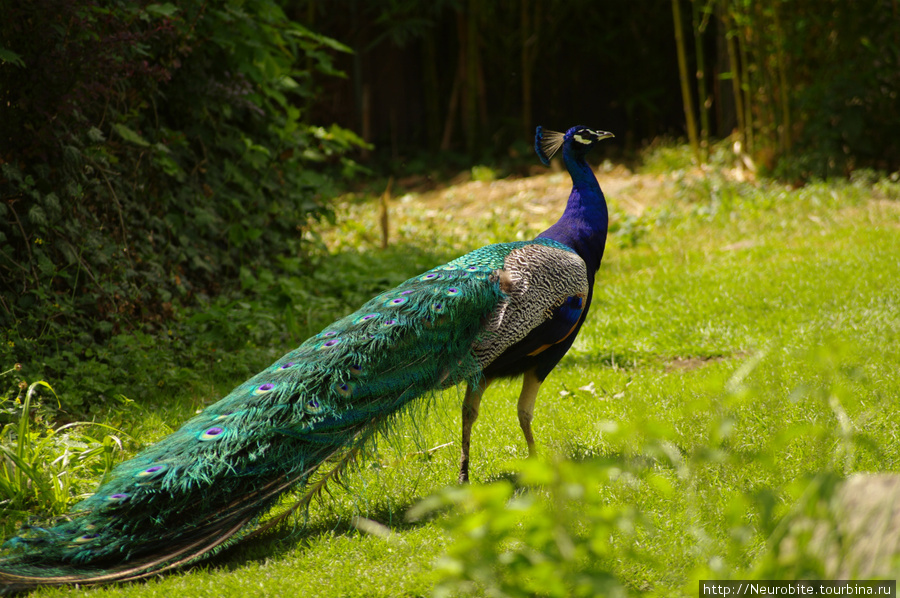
[145,3,179,17]
[285,27,352,54]
[112,123,151,147]
[0,47,25,68]
[87,127,106,143]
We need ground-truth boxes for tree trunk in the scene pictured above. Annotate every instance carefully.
[422,36,442,151]
[520,0,541,136]
[464,0,481,154]
[441,57,463,151]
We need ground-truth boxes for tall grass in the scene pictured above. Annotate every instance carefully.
[0,372,125,536]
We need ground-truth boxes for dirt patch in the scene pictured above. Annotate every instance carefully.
[324,159,761,252]
[399,163,674,226]
[665,352,749,372]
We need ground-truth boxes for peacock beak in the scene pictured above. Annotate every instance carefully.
[595,130,615,141]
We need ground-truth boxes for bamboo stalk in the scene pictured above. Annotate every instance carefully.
[736,13,754,153]
[771,1,792,156]
[751,2,776,156]
[692,0,710,163]
[672,0,701,163]
[722,7,745,146]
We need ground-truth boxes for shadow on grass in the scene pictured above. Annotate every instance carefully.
[190,492,442,574]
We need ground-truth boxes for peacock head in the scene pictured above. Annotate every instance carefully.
[535,125,614,166]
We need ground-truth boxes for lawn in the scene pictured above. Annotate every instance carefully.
[15,158,900,596]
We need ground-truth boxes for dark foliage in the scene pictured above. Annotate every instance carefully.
[0,0,364,410]
[299,0,899,176]
[786,0,900,176]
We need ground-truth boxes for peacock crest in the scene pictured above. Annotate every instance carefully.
[535,126,614,165]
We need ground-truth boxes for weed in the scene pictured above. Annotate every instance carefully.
[0,375,126,536]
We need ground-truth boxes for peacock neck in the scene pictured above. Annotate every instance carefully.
[537,152,608,275]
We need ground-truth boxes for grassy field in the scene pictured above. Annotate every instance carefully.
[14,157,900,596]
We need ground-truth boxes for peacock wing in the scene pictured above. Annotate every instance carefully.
[472,238,590,369]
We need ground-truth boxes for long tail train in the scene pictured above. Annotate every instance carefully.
[0,259,504,590]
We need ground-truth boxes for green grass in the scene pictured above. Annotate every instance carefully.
[10,165,900,596]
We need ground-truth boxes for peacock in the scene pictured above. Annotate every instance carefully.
[0,125,614,592]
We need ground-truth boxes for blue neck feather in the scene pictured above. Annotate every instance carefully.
[537,146,608,275]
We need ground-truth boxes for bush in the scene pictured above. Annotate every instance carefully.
[0,1,365,411]
[410,458,640,598]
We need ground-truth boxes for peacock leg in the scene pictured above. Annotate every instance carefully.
[517,370,542,457]
[458,376,492,483]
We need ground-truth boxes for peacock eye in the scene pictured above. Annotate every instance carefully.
[200,426,225,441]
[334,381,354,397]
[318,338,342,350]
[254,382,276,395]
[135,464,166,478]
[355,313,379,325]
[73,534,100,544]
